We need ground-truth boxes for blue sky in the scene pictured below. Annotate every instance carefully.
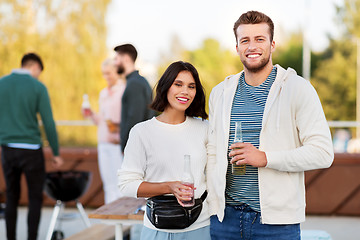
[106,0,344,63]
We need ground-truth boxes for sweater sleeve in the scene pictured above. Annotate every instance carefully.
[265,80,334,172]
[38,85,59,156]
[118,125,146,198]
[120,81,149,152]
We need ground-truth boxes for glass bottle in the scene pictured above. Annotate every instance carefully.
[81,94,92,118]
[180,155,195,207]
[232,121,246,175]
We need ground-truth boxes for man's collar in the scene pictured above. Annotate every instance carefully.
[12,68,31,75]
[126,70,139,79]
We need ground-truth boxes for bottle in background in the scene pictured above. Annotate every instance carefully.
[81,94,92,118]
[180,154,195,207]
[232,121,246,175]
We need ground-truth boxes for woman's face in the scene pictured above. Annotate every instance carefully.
[166,70,196,113]
[101,64,118,87]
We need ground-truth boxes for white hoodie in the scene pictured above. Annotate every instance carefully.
[207,64,334,224]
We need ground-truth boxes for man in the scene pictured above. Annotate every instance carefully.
[0,53,63,240]
[113,44,154,152]
[207,11,334,239]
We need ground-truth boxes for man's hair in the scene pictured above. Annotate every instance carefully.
[150,61,208,120]
[21,52,44,71]
[113,44,137,62]
[233,11,274,43]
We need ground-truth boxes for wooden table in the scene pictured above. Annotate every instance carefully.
[88,197,146,240]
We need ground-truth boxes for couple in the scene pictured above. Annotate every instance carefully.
[118,11,334,240]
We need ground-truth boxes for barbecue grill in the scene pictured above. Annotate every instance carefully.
[44,171,92,240]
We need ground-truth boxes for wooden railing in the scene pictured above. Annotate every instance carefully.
[305,153,360,215]
[1,148,360,215]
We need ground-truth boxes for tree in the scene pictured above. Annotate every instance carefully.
[272,31,323,79]
[311,0,359,121]
[312,39,356,120]
[339,0,360,38]
[0,0,111,146]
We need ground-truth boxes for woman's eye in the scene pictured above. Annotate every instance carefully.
[189,85,195,89]
[175,83,182,87]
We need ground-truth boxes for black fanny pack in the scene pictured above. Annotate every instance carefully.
[146,191,207,229]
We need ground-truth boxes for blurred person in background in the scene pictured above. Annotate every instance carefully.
[332,129,351,153]
[347,138,360,153]
[113,44,154,153]
[82,58,126,204]
[0,52,63,240]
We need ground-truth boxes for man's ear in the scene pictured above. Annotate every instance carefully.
[271,40,275,53]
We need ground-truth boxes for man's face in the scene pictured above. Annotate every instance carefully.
[114,52,125,74]
[235,23,275,73]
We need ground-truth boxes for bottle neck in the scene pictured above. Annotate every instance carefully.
[182,155,193,183]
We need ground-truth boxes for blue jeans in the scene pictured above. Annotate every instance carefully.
[210,205,300,240]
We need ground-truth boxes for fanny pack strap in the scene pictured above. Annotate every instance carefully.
[200,190,207,202]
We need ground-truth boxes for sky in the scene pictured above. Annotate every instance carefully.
[106,0,344,64]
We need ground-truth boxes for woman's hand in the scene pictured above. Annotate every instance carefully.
[168,181,194,207]
[137,181,195,206]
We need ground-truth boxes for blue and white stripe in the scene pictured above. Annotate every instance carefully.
[225,66,277,212]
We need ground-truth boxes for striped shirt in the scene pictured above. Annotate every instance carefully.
[225,66,277,211]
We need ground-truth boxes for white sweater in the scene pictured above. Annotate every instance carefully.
[207,65,334,224]
[118,116,210,232]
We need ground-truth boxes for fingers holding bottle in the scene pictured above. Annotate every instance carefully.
[168,181,194,207]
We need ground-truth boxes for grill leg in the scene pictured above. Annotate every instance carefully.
[76,200,91,227]
[46,200,63,240]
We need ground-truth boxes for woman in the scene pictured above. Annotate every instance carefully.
[118,61,210,240]
[83,58,125,204]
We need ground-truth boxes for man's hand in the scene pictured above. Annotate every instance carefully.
[52,156,64,169]
[229,142,267,168]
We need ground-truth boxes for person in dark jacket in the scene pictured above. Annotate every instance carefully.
[114,44,154,152]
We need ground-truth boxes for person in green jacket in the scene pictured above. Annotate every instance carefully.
[0,53,63,240]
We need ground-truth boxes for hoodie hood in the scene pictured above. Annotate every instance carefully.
[263,64,298,131]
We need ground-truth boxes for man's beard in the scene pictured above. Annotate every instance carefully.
[242,55,270,73]
[117,65,125,74]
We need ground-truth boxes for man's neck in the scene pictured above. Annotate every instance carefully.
[244,64,274,86]
[125,65,136,76]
